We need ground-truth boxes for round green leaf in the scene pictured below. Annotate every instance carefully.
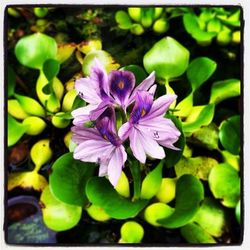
[43,59,60,81]
[8,114,27,147]
[8,66,16,97]
[209,79,240,104]
[15,33,57,70]
[208,163,240,208]
[40,186,82,232]
[164,114,185,168]
[120,65,147,85]
[86,177,148,219]
[180,223,216,243]
[219,115,240,155]
[115,10,132,29]
[140,161,163,199]
[143,36,190,81]
[50,152,96,206]
[157,174,204,228]
[193,197,227,237]
[187,57,217,92]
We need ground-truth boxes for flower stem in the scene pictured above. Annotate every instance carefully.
[129,160,141,201]
[120,108,128,123]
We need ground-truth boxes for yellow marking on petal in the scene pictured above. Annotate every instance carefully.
[141,109,146,117]
[103,135,108,141]
[118,81,125,89]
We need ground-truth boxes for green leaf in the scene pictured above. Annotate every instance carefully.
[209,79,240,104]
[164,114,185,168]
[158,175,204,228]
[15,33,57,70]
[8,114,27,147]
[86,177,148,219]
[174,93,193,118]
[140,161,163,199]
[120,221,144,243]
[180,223,216,243]
[208,163,240,208]
[175,156,218,181]
[235,200,241,224]
[187,57,217,92]
[120,65,147,85]
[50,152,96,206]
[141,8,154,28]
[182,104,215,133]
[40,186,82,232]
[219,115,240,155]
[8,66,16,97]
[193,197,227,237]
[115,10,132,29]
[43,59,60,81]
[143,36,190,81]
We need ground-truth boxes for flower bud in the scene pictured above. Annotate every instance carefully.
[86,204,110,222]
[115,171,130,198]
[8,99,29,120]
[144,202,174,226]
[51,112,71,128]
[155,178,177,203]
[120,221,144,243]
[30,139,52,168]
[22,116,46,135]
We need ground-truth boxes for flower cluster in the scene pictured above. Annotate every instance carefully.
[71,59,181,187]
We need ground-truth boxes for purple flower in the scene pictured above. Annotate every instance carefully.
[118,91,181,164]
[72,108,127,187]
[72,59,156,125]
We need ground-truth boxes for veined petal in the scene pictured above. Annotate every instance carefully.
[99,161,108,177]
[71,127,101,144]
[75,77,101,104]
[136,127,166,160]
[128,71,155,104]
[143,94,177,121]
[109,70,135,108]
[129,127,146,163]
[90,58,109,98]
[74,139,114,162]
[148,84,157,95]
[89,101,110,121]
[107,146,127,187]
[118,122,133,141]
[71,105,97,126]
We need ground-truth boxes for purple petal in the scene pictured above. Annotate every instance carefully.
[129,127,146,163]
[89,101,110,121]
[109,70,135,108]
[90,58,109,98]
[135,126,166,160]
[148,84,157,95]
[128,71,155,104]
[130,91,153,124]
[74,139,114,162]
[71,126,102,144]
[118,122,133,141]
[99,161,108,177]
[107,146,127,187]
[142,94,177,121]
[71,105,97,126]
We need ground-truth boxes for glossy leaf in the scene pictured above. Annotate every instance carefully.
[164,114,185,168]
[8,114,27,147]
[15,33,57,70]
[43,59,60,81]
[56,43,76,63]
[40,186,82,232]
[86,177,148,219]
[8,66,16,97]
[115,10,132,29]
[143,36,190,81]
[158,175,204,228]
[175,156,218,181]
[140,161,163,199]
[219,115,240,155]
[193,197,227,237]
[208,163,240,207]
[50,152,96,206]
[187,57,217,92]
[174,93,193,118]
[180,223,216,243]
[182,104,215,133]
[121,65,147,85]
[120,221,144,243]
[209,79,240,104]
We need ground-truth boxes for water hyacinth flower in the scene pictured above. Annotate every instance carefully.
[72,59,156,125]
[71,108,127,187]
[119,91,181,164]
